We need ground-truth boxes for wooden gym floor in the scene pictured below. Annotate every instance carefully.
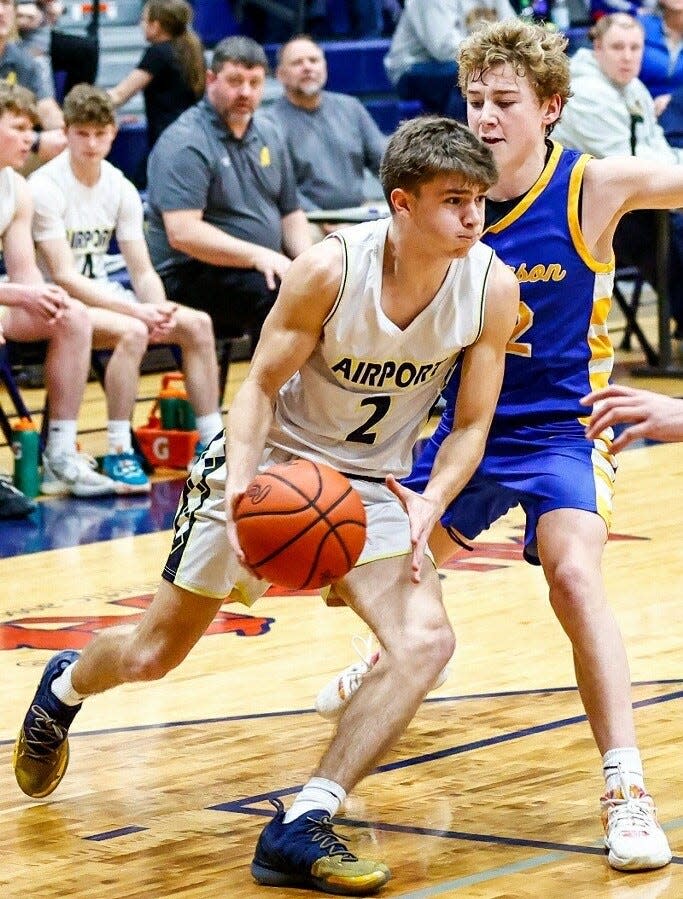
[0,299,682,898]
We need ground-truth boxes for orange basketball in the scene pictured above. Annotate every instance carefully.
[234,459,367,590]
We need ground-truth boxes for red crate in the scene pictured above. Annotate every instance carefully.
[135,425,199,470]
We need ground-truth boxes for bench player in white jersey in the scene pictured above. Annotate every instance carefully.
[0,82,117,501]
[27,85,224,493]
[14,115,519,895]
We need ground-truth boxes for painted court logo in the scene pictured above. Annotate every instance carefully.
[0,595,274,651]
[0,529,646,649]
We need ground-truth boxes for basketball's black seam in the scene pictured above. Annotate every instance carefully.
[238,462,366,588]
[260,517,366,590]
[247,488,365,583]
[247,488,361,566]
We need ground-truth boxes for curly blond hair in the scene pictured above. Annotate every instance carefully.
[458,19,572,110]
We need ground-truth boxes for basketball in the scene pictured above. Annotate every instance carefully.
[234,459,367,590]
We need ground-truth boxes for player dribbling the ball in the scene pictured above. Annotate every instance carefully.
[14,116,519,895]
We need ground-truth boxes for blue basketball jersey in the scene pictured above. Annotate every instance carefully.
[442,142,615,438]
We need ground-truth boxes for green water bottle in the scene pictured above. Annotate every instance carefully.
[12,417,41,498]
[177,396,196,431]
[159,386,183,430]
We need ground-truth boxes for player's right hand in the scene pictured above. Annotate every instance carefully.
[386,474,442,584]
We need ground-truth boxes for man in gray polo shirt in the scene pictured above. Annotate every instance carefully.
[266,35,387,228]
[146,36,311,344]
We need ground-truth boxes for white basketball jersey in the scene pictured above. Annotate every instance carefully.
[28,151,144,281]
[268,218,495,478]
[0,167,18,236]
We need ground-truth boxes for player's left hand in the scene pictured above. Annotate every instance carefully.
[386,474,441,584]
[136,303,176,337]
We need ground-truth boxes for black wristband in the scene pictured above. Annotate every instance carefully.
[30,132,41,154]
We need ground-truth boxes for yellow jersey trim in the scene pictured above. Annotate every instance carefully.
[484,141,563,235]
[567,152,614,273]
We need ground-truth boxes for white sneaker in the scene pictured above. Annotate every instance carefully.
[42,452,117,498]
[314,634,449,719]
[601,765,672,871]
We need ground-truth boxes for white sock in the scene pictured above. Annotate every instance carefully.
[107,420,133,455]
[195,412,223,447]
[283,777,346,823]
[51,662,86,706]
[603,747,645,793]
[46,421,78,458]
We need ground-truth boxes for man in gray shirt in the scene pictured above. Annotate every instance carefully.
[266,35,387,226]
[146,36,311,343]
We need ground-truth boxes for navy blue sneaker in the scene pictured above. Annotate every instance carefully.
[13,651,82,798]
[251,798,391,895]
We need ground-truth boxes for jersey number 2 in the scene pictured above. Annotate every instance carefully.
[506,300,533,357]
[346,396,391,444]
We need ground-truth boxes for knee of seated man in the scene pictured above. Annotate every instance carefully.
[176,306,215,345]
[59,297,92,339]
[120,317,149,349]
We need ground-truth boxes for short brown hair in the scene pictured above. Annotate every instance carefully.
[211,35,269,74]
[458,20,572,111]
[0,82,39,125]
[589,12,644,43]
[63,84,116,127]
[380,115,498,209]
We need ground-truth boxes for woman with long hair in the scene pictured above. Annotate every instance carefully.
[108,0,206,149]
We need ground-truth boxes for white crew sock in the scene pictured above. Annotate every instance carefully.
[51,662,86,706]
[45,421,78,458]
[283,777,347,823]
[603,747,645,794]
[195,412,223,447]
[107,420,133,455]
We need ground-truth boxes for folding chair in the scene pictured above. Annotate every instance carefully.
[612,266,658,367]
[0,346,24,444]
[0,343,45,449]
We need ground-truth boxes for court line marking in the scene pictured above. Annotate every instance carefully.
[84,825,148,841]
[2,680,681,747]
[393,818,683,896]
[394,853,578,896]
[213,805,683,863]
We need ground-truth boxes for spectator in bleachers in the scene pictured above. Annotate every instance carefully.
[0,82,117,500]
[16,1,98,103]
[266,35,387,235]
[28,85,224,484]
[145,36,312,351]
[15,2,54,100]
[590,0,655,20]
[0,0,65,164]
[553,12,683,341]
[639,1,683,117]
[384,0,516,120]
[107,0,206,151]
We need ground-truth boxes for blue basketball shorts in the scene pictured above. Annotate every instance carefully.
[404,425,617,565]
